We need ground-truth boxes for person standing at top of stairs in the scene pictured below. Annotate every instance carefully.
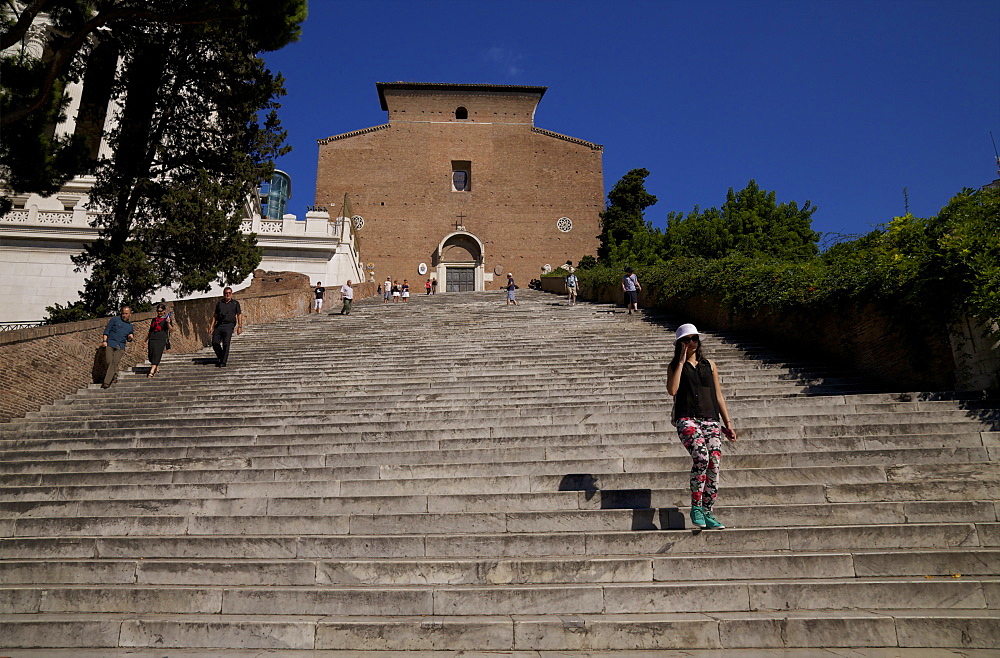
[506,273,518,305]
[667,323,738,530]
[211,287,242,368]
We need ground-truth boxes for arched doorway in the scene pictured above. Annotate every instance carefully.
[436,232,484,292]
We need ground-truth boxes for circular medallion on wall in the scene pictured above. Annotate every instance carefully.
[494,264,504,275]
[557,217,573,232]
[353,215,364,230]
[418,263,428,275]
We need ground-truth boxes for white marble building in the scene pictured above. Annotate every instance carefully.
[0,190,364,323]
[0,6,363,323]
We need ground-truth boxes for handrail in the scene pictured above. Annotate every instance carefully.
[0,321,45,331]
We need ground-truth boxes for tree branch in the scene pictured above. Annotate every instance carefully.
[1,5,228,129]
[0,0,55,51]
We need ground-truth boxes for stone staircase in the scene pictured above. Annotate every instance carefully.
[1,289,998,656]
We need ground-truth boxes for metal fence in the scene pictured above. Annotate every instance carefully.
[0,321,45,332]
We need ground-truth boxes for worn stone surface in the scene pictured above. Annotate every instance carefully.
[0,291,998,651]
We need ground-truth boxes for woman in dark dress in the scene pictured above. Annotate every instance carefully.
[666,323,737,529]
[146,303,171,377]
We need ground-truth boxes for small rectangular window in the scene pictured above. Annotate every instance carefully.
[451,161,471,192]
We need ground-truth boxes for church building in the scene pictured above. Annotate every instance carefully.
[315,82,604,291]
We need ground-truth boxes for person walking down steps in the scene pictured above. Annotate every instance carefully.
[340,280,354,315]
[666,323,737,529]
[100,305,134,388]
[312,282,326,313]
[211,287,242,368]
[145,304,171,378]
[622,266,641,314]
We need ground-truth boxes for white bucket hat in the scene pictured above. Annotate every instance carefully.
[675,323,700,343]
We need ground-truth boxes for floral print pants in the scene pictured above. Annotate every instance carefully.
[676,417,723,510]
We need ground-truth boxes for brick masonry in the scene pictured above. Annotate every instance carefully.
[0,277,377,423]
[315,83,604,290]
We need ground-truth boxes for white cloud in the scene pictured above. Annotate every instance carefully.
[484,46,524,78]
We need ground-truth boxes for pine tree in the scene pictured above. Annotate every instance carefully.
[0,1,309,321]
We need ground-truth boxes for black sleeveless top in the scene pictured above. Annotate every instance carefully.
[672,359,720,422]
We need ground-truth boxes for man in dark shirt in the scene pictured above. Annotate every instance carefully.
[100,306,134,388]
[211,287,242,367]
[312,282,326,313]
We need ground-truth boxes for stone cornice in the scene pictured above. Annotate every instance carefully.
[531,127,603,151]
[317,123,390,145]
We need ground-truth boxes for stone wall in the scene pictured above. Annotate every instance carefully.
[950,317,1000,392]
[0,281,375,423]
[576,278,968,392]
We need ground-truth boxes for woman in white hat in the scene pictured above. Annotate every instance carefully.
[666,323,737,529]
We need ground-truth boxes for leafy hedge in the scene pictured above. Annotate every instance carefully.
[577,186,1000,333]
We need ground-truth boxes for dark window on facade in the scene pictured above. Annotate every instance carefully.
[455,107,468,120]
[451,161,471,192]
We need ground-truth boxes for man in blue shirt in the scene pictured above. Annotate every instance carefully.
[100,306,134,388]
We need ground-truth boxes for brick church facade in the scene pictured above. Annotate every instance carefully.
[315,82,604,291]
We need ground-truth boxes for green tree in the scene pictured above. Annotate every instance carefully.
[2,1,304,212]
[11,1,308,321]
[894,187,1000,326]
[598,168,658,263]
[662,180,820,260]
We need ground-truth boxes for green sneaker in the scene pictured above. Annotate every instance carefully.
[690,506,706,528]
[703,510,726,529]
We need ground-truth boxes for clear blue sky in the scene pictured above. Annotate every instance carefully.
[262,0,999,244]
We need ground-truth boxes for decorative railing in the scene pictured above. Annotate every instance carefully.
[36,211,75,224]
[2,206,345,239]
[258,219,284,234]
[0,321,45,332]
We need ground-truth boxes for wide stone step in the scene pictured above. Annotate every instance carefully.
[1,448,992,488]
[0,463,919,503]
[1,523,993,559]
[1,445,989,481]
[1,610,997,651]
[1,577,996,617]
[1,500,996,538]
[0,432,990,468]
[3,549,998,586]
[11,405,987,430]
[24,396,986,425]
[3,462,996,504]
[1,482,994,522]
[2,416,991,446]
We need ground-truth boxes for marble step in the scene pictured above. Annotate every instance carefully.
[1,610,997,652]
[1,483,995,520]
[0,448,992,488]
[3,549,999,586]
[0,432,990,466]
[1,523,994,559]
[11,405,987,429]
[1,577,997,617]
[1,500,996,538]
[1,445,990,479]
